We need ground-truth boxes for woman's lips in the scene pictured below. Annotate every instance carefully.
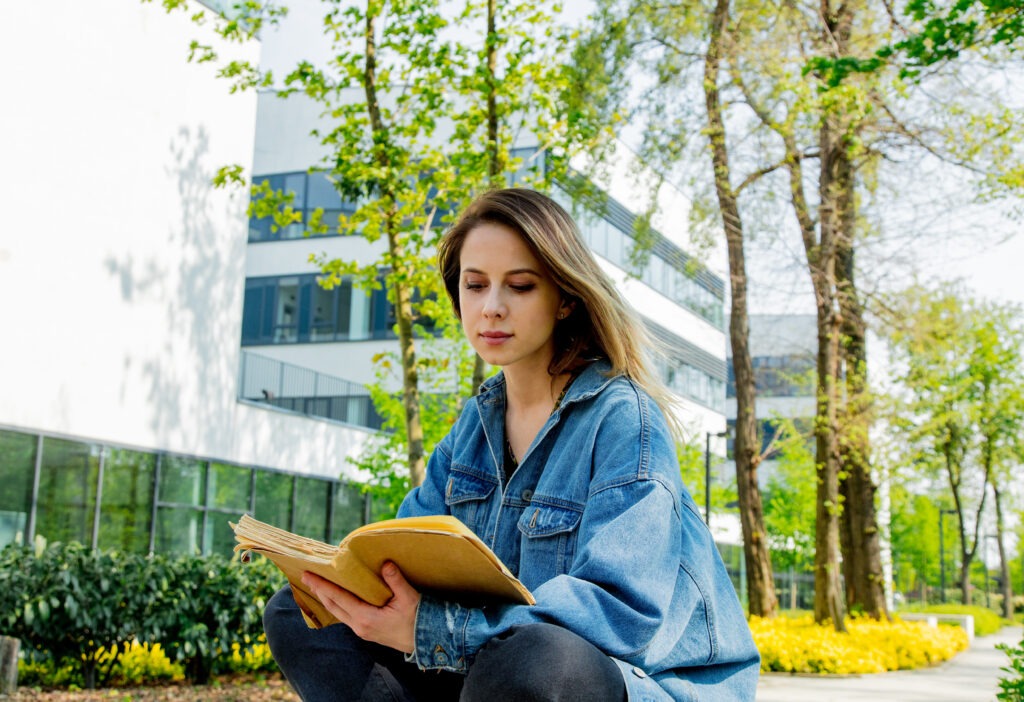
[480,331,512,346]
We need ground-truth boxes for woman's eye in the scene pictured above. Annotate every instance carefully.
[463,281,485,291]
[510,283,535,292]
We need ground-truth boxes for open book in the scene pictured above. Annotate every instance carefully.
[231,514,535,629]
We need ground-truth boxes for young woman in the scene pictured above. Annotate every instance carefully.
[264,188,760,701]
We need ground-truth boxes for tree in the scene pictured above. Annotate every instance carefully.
[582,0,780,619]
[884,286,1024,608]
[969,304,1024,618]
[882,0,1024,77]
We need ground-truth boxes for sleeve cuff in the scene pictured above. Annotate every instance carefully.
[410,594,470,673]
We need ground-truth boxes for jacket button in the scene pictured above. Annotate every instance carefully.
[521,489,533,501]
[631,666,647,678]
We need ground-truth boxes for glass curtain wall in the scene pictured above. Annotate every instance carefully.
[0,427,367,555]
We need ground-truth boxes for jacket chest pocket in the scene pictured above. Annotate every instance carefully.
[444,468,497,534]
[516,502,583,588]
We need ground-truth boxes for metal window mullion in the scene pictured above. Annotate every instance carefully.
[91,446,106,549]
[249,468,257,515]
[325,481,335,542]
[288,475,297,533]
[26,434,43,543]
[201,460,210,554]
[150,454,162,554]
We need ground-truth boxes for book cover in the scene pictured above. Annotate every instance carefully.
[231,514,535,629]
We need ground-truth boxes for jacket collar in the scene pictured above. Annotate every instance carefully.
[475,358,617,412]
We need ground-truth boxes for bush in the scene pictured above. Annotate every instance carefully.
[899,603,1008,636]
[18,641,183,688]
[751,614,969,674]
[0,540,155,689]
[0,541,286,689]
[998,634,1024,701]
[148,551,285,684]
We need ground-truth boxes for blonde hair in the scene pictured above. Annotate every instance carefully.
[438,188,681,435]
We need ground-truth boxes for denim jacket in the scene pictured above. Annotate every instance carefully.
[397,361,760,701]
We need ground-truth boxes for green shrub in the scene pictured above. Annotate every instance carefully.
[149,552,285,684]
[0,541,155,689]
[0,541,285,689]
[998,634,1024,702]
[899,603,1008,636]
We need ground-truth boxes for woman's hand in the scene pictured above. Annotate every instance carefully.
[301,562,421,654]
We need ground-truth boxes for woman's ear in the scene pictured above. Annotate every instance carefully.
[558,299,576,319]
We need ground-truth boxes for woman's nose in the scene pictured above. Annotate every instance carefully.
[482,288,506,318]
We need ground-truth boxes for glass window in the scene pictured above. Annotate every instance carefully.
[350,285,374,340]
[293,477,329,540]
[205,510,245,557]
[208,462,251,512]
[307,172,342,210]
[0,430,37,547]
[330,482,366,543]
[35,437,100,546]
[154,506,203,555]
[242,281,267,343]
[97,448,155,552]
[159,456,206,506]
[310,284,336,341]
[335,281,353,339]
[284,173,307,211]
[274,277,300,342]
[254,471,293,528]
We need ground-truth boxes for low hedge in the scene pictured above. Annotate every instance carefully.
[0,540,285,689]
[751,614,970,674]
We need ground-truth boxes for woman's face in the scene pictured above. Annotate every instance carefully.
[458,221,570,374]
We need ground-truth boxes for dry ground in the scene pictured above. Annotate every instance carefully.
[2,674,300,702]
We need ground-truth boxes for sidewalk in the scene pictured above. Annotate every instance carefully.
[756,625,1022,701]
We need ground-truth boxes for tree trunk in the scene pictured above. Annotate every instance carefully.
[703,0,777,618]
[0,636,18,695]
[835,156,888,620]
[992,484,1013,620]
[363,6,425,485]
[810,108,847,632]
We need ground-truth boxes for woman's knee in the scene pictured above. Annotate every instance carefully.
[263,587,308,661]
[463,624,625,702]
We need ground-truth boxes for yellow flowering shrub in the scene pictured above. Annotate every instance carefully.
[751,614,969,674]
[225,639,277,673]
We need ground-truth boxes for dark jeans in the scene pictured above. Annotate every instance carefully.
[264,586,626,702]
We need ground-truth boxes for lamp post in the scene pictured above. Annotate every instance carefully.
[939,509,956,603]
[704,430,727,526]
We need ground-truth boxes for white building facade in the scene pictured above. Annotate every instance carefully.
[0,1,374,554]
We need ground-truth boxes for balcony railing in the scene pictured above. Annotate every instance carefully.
[238,351,384,430]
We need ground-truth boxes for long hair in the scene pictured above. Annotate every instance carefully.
[437,188,680,434]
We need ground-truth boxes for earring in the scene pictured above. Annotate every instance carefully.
[558,312,566,320]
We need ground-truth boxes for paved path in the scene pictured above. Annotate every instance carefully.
[756,625,1022,701]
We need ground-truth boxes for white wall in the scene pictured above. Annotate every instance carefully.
[0,0,372,480]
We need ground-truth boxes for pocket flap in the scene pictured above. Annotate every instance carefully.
[444,468,497,506]
[518,503,582,538]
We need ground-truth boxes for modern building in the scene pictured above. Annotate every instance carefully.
[0,1,730,559]
[0,1,375,555]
